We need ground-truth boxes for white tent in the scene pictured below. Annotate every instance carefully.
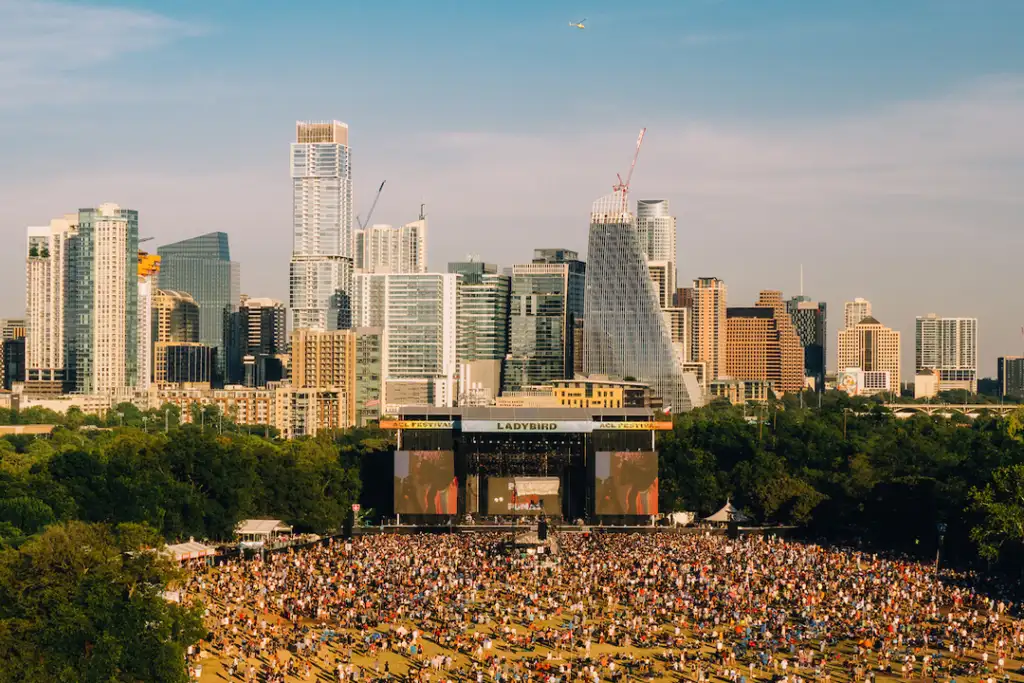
[234,519,292,543]
[164,540,217,563]
[704,500,750,524]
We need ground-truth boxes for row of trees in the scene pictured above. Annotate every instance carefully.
[660,392,1024,571]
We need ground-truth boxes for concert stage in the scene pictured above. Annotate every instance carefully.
[370,407,672,525]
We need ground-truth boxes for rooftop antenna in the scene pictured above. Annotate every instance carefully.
[419,203,426,220]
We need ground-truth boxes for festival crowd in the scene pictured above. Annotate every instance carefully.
[182,533,1024,683]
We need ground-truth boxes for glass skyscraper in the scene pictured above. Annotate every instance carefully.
[290,121,354,331]
[64,204,139,394]
[502,249,585,392]
[584,192,697,411]
[787,296,827,392]
[157,232,240,384]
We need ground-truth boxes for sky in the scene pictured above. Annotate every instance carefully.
[1,0,1023,377]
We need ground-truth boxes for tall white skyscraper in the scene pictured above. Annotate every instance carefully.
[915,314,978,393]
[290,121,354,331]
[382,273,460,411]
[25,214,77,387]
[844,297,872,329]
[636,199,677,309]
[355,215,428,274]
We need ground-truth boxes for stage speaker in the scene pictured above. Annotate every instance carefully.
[538,518,549,541]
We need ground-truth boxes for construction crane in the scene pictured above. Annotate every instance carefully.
[612,128,646,214]
[355,180,387,230]
[139,237,154,244]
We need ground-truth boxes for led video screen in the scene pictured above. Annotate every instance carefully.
[486,476,561,516]
[594,451,659,515]
[393,450,458,515]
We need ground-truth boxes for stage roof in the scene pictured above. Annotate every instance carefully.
[397,406,655,419]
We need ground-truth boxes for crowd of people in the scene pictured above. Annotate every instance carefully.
[182,532,1024,682]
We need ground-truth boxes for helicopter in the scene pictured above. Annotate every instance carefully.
[569,18,586,29]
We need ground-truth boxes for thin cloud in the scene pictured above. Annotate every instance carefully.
[0,0,203,105]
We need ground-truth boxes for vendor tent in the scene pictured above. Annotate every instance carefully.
[234,519,292,543]
[164,540,217,563]
[704,500,750,524]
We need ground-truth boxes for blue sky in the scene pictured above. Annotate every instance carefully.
[2,0,1023,375]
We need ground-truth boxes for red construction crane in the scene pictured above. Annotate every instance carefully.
[612,128,646,214]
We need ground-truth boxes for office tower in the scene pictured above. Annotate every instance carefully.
[1,338,25,390]
[844,297,871,329]
[136,253,160,391]
[787,296,827,392]
[837,315,901,395]
[725,291,805,395]
[226,297,287,387]
[584,192,698,411]
[352,273,387,328]
[449,260,510,405]
[382,273,459,410]
[355,327,383,426]
[503,249,585,391]
[915,314,978,393]
[689,277,727,381]
[290,121,354,331]
[157,232,239,385]
[0,319,26,341]
[998,357,1024,400]
[636,199,677,309]
[356,215,428,274]
[152,289,201,385]
[25,215,76,387]
[64,203,139,394]
[164,345,216,386]
[572,318,586,377]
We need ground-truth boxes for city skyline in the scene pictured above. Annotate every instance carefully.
[2,1,1024,376]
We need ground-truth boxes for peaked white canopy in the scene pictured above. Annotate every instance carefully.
[704,500,750,524]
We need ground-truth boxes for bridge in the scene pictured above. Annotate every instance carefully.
[883,403,1022,418]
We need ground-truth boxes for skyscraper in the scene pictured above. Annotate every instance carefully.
[64,203,140,394]
[915,314,978,393]
[726,291,805,395]
[503,249,585,392]
[382,273,460,410]
[226,297,288,386]
[838,316,901,395]
[689,277,727,381]
[137,252,161,391]
[583,192,698,411]
[998,357,1024,400]
[157,232,240,385]
[844,297,872,329]
[449,260,510,405]
[25,215,76,388]
[636,199,677,309]
[290,121,354,331]
[787,296,827,392]
[356,214,428,274]
[152,289,201,385]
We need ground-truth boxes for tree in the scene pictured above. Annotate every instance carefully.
[969,464,1024,564]
[0,521,204,682]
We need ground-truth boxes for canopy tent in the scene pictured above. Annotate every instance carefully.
[704,500,750,524]
[164,540,217,563]
[513,477,561,497]
[234,519,292,542]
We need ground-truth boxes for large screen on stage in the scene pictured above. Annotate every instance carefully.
[393,450,458,514]
[486,476,561,516]
[594,451,658,515]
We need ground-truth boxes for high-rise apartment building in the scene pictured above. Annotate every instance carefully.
[725,291,805,395]
[583,192,698,411]
[355,215,427,274]
[137,253,161,391]
[382,273,459,411]
[152,289,201,386]
[290,121,354,331]
[157,232,240,385]
[352,273,387,328]
[0,319,26,341]
[636,200,677,309]
[290,328,357,426]
[689,277,727,381]
[504,249,585,392]
[998,357,1024,400]
[844,298,872,330]
[226,297,287,387]
[449,260,510,405]
[355,327,383,426]
[25,215,76,387]
[64,203,140,394]
[837,315,901,395]
[787,296,827,392]
[915,314,978,393]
